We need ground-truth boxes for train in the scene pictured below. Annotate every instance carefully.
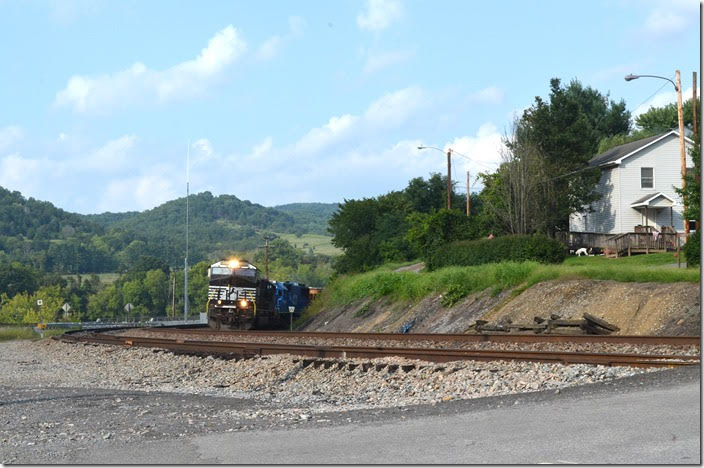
[206,259,319,330]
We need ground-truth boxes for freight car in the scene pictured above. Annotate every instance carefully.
[206,259,314,330]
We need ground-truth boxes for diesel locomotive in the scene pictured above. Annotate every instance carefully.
[206,259,313,330]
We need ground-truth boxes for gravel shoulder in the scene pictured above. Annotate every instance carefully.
[0,338,699,464]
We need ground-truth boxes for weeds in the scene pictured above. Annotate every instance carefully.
[310,256,699,319]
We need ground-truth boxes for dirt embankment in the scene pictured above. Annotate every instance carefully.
[303,279,700,336]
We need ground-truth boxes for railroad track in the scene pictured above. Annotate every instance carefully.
[144,328,702,346]
[58,330,700,368]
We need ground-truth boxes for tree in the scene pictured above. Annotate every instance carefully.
[481,78,630,235]
[635,99,700,134]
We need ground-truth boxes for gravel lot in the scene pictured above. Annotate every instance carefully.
[0,337,690,464]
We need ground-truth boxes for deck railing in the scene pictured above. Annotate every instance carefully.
[557,231,686,255]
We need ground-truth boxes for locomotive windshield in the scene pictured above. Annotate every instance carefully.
[209,267,231,277]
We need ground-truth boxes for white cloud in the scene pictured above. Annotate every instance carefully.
[80,135,137,171]
[0,153,42,196]
[255,16,306,62]
[295,114,359,154]
[362,49,415,75]
[98,171,180,212]
[251,137,273,158]
[467,86,505,105]
[357,0,403,31]
[442,123,504,178]
[48,0,99,24]
[54,25,247,114]
[0,126,23,151]
[288,16,306,36]
[633,0,696,42]
[364,86,428,128]
[256,36,282,61]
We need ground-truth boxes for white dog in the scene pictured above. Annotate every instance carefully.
[575,247,588,256]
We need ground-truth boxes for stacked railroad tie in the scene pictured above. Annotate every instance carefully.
[472,313,620,335]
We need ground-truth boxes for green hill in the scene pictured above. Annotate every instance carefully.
[0,186,339,273]
[272,202,339,235]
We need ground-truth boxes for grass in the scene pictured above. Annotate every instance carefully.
[276,233,341,256]
[61,272,120,285]
[0,326,72,342]
[299,254,699,323]
[564,252,679,267]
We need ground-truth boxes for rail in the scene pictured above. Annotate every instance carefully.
[145,328,702,346]
[57,330,700,368]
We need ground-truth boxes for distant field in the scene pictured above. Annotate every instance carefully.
[277,233,341,256]
[61,273,120,284]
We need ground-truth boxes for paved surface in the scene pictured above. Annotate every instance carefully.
[62,367,700,464]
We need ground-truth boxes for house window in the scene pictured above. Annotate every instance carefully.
[641,167,653,188]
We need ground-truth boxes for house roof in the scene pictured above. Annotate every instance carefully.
[588,131,674,167]
[630,192,675,208]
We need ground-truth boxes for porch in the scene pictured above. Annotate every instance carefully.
[556,228,685,257]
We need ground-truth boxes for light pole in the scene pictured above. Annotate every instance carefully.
[418,145,479,214]
[417,145,453,210]
[625,71,688,235]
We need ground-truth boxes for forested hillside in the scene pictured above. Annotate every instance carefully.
[273,203,339,235]
[0,188,338,274]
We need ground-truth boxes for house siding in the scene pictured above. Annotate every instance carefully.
[618,134,691,232]
[569,166,619,234]
[570,133,693,234]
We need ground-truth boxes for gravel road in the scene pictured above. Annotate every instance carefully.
[0,337,694,464]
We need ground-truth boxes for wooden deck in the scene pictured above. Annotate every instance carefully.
[556,231,684,257]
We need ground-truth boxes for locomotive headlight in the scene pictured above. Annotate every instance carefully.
[239,299,248,308]
[228,259,240,268]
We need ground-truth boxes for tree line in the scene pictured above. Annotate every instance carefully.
[329,78,702,274]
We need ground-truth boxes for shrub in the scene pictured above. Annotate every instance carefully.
[684,233,700,266]
[427,234,565,270]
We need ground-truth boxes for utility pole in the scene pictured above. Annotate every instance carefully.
[171,274,175,317]
[694,72,698,140]
[694,71,699,232]
[466,170,470,216]
[265,236,270,280]
[446,148,452,210]
[184,141,190,321]
[676,70,688,236]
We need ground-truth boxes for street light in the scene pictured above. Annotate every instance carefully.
[417,145,475,214]
[625,70,688,235]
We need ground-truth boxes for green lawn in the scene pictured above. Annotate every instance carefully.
[564,252,681,267]
[61,272,120,285]
[277,233,341,256]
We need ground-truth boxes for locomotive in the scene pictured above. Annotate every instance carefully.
[206,259,313,330]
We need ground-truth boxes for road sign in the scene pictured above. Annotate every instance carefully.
[36,299,43,306]
[124,303,133,313]
[61,303,71,313]
[288,306,295,313]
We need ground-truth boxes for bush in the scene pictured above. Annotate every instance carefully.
[684,233,700,266]
[427,234,565,270]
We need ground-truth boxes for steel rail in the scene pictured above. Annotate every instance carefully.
[58,332,700,368]
[142,328,702,346]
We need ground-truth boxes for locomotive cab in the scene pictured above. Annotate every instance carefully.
[207,259,260,329]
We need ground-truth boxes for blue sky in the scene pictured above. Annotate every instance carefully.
[0,0,699,214]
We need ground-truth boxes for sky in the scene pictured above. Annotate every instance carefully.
[0,0,699,214]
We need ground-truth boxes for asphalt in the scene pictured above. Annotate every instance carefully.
[60,366,701,465]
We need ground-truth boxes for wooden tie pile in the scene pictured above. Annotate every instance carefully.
[473,313,620,335]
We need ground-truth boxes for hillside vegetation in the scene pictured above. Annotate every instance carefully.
[299,254,699,326]
[0,188,337,273]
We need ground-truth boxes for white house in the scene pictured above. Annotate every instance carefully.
[569,130,694,235]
